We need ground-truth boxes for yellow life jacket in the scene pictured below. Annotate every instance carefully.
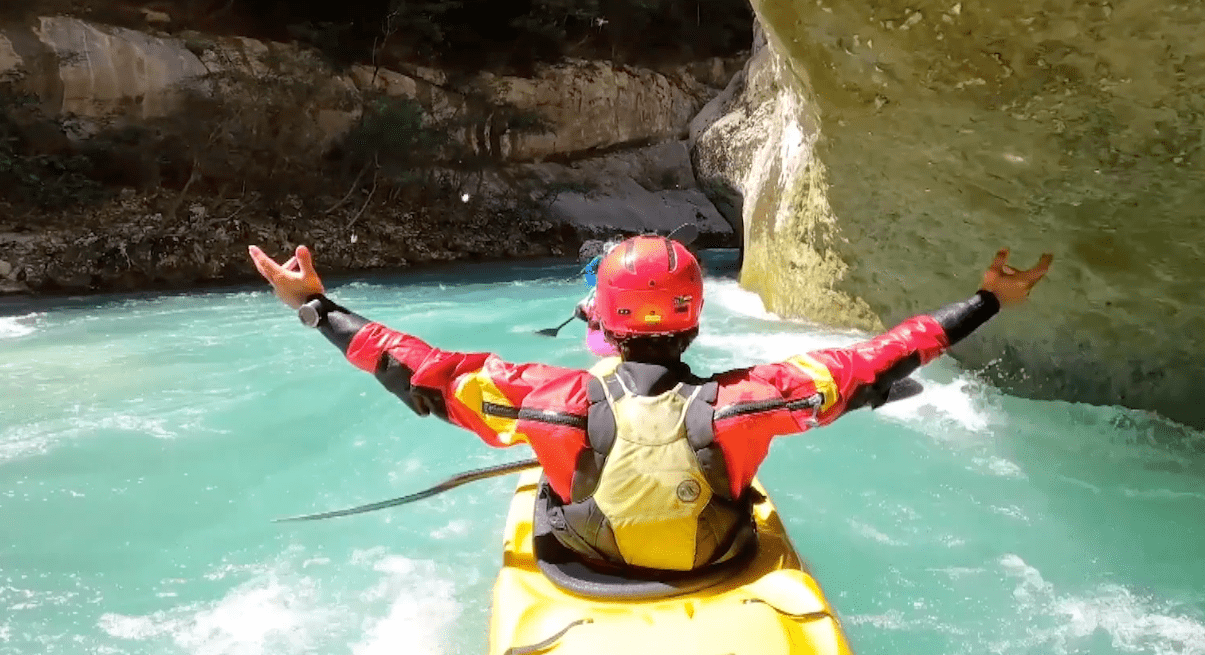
[542,357,755,571]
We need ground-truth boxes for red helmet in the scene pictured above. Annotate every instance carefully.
[594,235,703,337]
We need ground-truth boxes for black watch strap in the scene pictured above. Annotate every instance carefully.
[297,294,371,356]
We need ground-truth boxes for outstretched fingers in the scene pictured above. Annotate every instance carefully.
[1021,253,1054,285]
[989,248,1010,274]
[296,245,318,278]
[248,245,282,280]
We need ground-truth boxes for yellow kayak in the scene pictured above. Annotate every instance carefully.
[488,469,855,655]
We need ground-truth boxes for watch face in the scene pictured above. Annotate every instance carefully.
[298,303,321,327]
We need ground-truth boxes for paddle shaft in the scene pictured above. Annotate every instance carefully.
[536,315,576,337]
[274,458,541,523]
[275,378,920,522]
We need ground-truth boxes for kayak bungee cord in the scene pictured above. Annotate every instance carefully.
[273,458,541,523]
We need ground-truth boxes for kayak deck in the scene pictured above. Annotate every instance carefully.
[488,469,854,655]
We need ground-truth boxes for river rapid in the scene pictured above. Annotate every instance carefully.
[2,252,1203,655]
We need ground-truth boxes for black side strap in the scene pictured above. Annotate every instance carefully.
[376,356,448,420]
[683,381,718,450]
[844,353,921,412]
[931,290,1001,345]
[586,376,617,455]
[307,294,449,420]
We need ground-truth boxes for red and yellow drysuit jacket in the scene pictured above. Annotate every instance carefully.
[307,290,1001,505]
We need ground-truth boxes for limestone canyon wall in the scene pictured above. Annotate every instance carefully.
[694,1,1205,427]
[0,16,740,293]
[0,17,720,160]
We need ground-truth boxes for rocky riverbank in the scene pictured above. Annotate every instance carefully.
[0,190,576,295]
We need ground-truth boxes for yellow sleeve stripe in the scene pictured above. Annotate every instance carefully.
[786,354,839,413]
[453,370,527,445]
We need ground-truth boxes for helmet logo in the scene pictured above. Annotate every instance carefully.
[673,295,693,313]
[676,480,701,503]
[644,311,662,324]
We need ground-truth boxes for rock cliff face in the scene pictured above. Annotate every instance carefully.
[693,1,1205,427]
[0,16,741,296]
[0,17,723,160]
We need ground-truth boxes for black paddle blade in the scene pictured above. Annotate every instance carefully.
[666,223,700,246]
[535,315,576,338]
[885,377,924,404]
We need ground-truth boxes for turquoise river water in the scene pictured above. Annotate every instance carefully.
[2,251,1204,655]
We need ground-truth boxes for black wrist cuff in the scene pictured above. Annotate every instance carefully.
[930,290,1000,346]
[306,294,370,355]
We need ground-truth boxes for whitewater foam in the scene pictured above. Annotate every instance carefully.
[0,313,39,339]
[100,575,335,655]
[971,456,1027,479]
[98,550,461,655]
[350,555,461,655]
[698,281,999,438]
[1000,554,1205,655]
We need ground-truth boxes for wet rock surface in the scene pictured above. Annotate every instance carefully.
[693,2,1205,426]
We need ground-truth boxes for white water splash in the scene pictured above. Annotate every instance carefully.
[970,456,1027,479]
[98,550,461,655]
[430,519,472,540]
[999,554,1205,655]
[99,576,335,655]
[351,555,461,655]
[0,313,40,339]
[0,410,186,465]
[700,280,999,437]
[705,279,783,322]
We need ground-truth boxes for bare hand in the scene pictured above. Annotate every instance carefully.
[248,244,325,309]
[980,248,1053,307]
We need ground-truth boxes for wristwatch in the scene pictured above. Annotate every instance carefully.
[298,295,335,328]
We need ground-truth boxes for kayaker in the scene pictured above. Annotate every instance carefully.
[574,239,621,357]
[248,238,1051,573]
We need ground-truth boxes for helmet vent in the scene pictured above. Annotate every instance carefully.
[621,240,637,273]
[663,238,677,271]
